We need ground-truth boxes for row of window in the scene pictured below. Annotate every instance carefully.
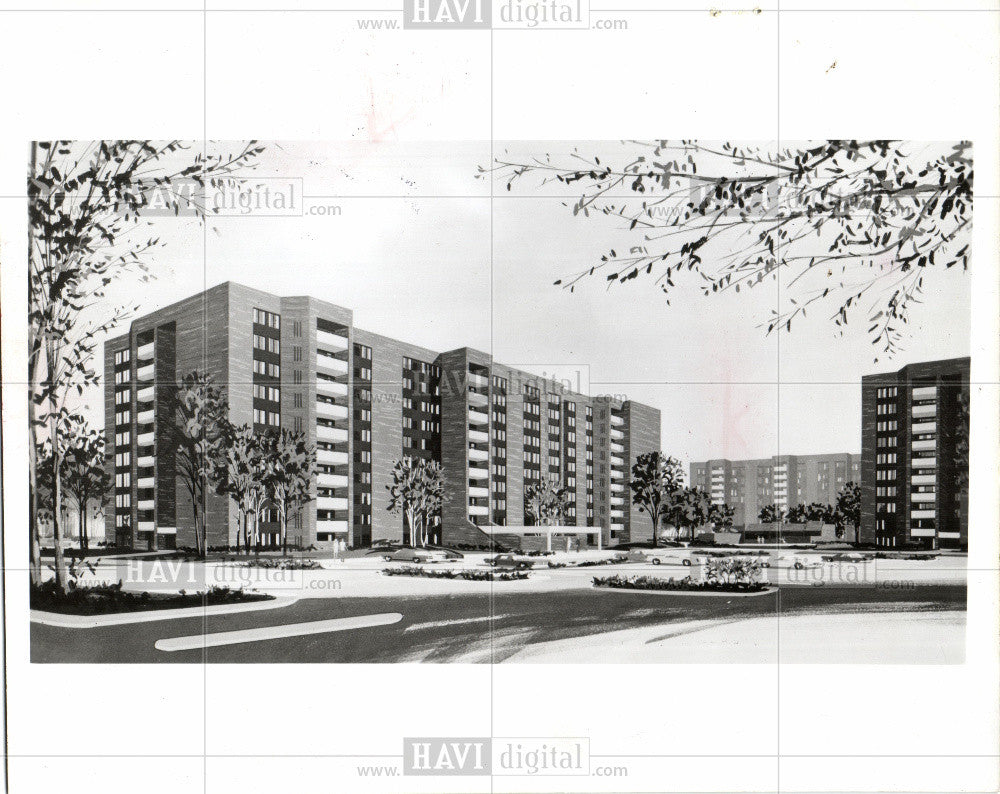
[253,408,280,427]
[253,334,280,354]
[114,349,131,366]
[253,308,280,329]
[253,360,280,378]
[253,384,280,402]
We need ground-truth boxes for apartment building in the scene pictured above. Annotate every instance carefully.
[103,282,660,551]
[859,357,970,549]
[689,453,860,527]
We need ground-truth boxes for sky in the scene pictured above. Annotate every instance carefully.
[77,140,971,470]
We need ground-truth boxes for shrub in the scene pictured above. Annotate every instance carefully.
[592,573,769,593]
[29,580,273,616]
[381,566,529,581]
[704,557,763,586]
[240,558,322,570]
[576,555,628,567]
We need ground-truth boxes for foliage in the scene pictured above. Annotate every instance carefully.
[954,391,970,498]
[786,501,837,525]
[260,428,317,554]
[30,580,272,616]
[213,423,269,553]
[175,371,228,557]
[240,558,322,570]
[486,140,972,359]
[592,573,769,593]
[28,139,265,589]
[386,456,445,547]
[524,476,573,526]
[381,566,529,581]
[758,504,787,523]
[629,452,684,546]
[704,557,764,586]
[834,481,862,535]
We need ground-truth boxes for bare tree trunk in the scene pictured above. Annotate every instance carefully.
[47,348,67,594]
[281,505,288,556]
[79,503,86,551]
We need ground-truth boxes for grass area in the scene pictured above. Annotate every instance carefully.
[30,581,273,616]
[382,565,529,582]
[592,574,770,594]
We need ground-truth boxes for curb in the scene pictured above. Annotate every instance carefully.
[30,596,299,629]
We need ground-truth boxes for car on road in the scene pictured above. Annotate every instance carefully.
[380,548,451,564]
[781,553,825,569]
[821,552,873,563]
[487,553,535,570]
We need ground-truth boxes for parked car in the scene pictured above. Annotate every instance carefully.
[381,548,450,564]
[781,553,825,569]
[487,553,534,570]
[821,552,873,563]
[645,552,687,566]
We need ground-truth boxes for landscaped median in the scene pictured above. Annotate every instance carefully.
[382,565,530,582]
[592,574,772,596]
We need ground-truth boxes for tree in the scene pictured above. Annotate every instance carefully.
[29,139,264,589]
[416,461,445,547]
[786,502,836,525]
[386,457,444,547]
[834,481,861,539]
[664,486,715,542]
[262,429,317,555]
[214,424,267,554]
[175,372,228,557]
[59,416,110,550]
[524,476,572,527]
[629,452,685,547]
[954,390,970,502]
[758,504,786,524]
[486,140,971,359]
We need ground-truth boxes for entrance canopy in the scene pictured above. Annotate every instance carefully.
[476,524,603,551]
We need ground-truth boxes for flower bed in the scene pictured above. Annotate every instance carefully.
[592,574,770,594]
[30,581,273,616]
[575,556,627,567]
[240,558,323,570]
[382,566,529,581]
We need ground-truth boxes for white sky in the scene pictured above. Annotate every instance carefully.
[82,140,971,469]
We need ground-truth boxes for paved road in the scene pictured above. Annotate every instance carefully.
[31,584,965,664]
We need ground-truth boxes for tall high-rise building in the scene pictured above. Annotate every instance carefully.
[859,357,970,549]
[103,282,660,551]
[689,453,860,527]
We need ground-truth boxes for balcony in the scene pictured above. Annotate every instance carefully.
[468,448,489,462]
[317,449,349,466]
[911,509,935,519]
[610,496,624,506]
[136,363,155,382]
[316,519,349,535]
[912,386,937,400]
[318,473,349,489]
[610,481,625,492]
[910,527,936,538]
[610,428,624,440]
[469,486,489,499]
[911,473,936,485]
[137,409,155,425]
[467,390,488,407]
[317,329,349,352]
[912,439,936,452]
[911,491,937,503]
[136,342,154,361]
[137,431,155,448]
[912,421,936,434]
[912,404,936,419]
[467,372,489,389]
[610,521,625,530]
[317,379,349,398]
[138,476,155,489]
[137,386,154,404]
[317,496,349,511]
[912,457,936,469]
[468,429,489,444]
[137,499,155,511]
[316,354,349,376]
[610,414,624,427]
[610,455,625,467]
[468,464,489,480]
[316,401,349,420]
[468,406,489,425]
[137,455,155,469]
[468,504,489,516]
[610,508,624,518]
[137,521,155,532]
[317,425,349,443]
[610,442,624,454]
